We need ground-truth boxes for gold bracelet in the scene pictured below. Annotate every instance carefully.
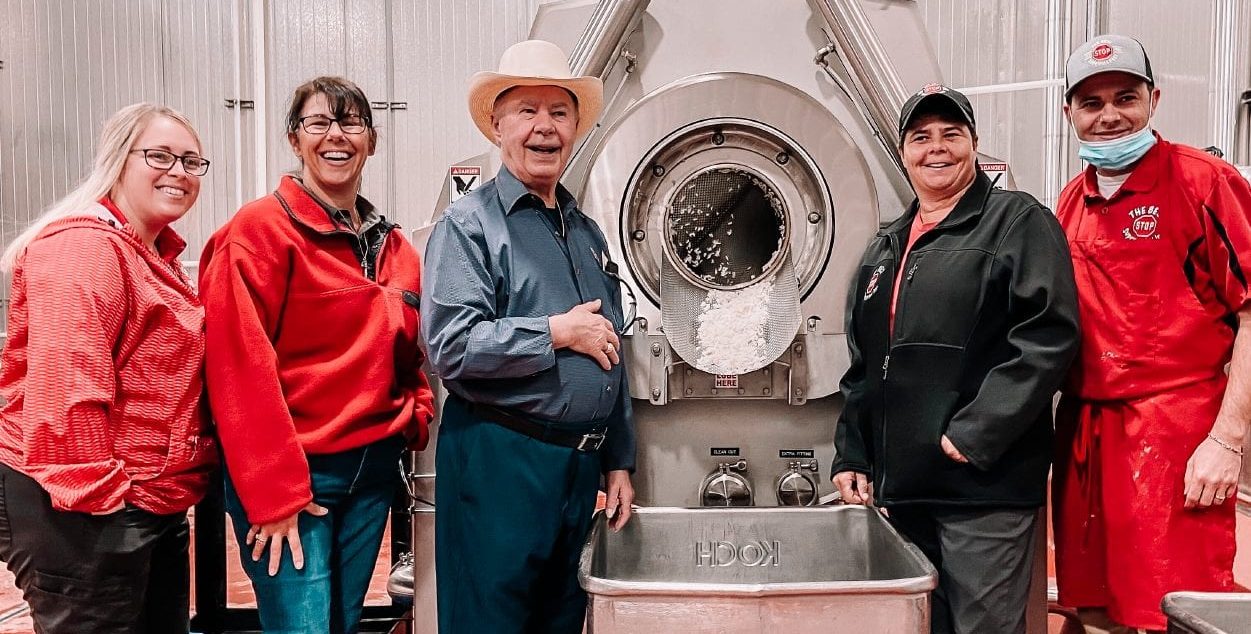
[1207,433,1245,457]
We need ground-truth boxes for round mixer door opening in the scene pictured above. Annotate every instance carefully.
[664,165,789,291]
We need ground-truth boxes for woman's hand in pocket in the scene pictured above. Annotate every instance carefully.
[940,435,969,464]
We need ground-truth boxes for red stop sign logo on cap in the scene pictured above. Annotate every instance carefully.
[1092,42,1114,61]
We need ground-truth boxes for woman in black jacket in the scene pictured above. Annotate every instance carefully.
[831,84,1079,634]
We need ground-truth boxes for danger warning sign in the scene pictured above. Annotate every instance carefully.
[448,165,481,202]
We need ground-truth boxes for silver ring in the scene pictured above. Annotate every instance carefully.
[255,534,269,542]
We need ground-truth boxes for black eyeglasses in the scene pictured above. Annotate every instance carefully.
[600,258,639,335]
[298,114,370,135]
[130,149,210,176]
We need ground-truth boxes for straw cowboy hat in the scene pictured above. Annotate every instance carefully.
[467,39,604,144]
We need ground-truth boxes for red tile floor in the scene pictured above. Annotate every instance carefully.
[1,505,1249,633]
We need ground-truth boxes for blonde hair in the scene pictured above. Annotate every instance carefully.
[0,103,201,272]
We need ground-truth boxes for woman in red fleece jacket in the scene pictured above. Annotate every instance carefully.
[0,103,216,633]
[199,76,434,634]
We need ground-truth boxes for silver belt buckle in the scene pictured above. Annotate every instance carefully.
[576,431,606,452]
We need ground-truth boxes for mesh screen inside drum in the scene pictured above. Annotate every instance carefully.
[666,168,786,288]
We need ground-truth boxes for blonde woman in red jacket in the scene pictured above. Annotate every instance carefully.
[199,76,434,633]
[0,103,216,633]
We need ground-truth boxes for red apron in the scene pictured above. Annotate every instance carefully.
[1053,382,1235,630]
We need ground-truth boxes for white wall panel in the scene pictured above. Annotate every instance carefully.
[1105,0,1217,148]
[391,0,537,230]
[265,0,354,185]
[162,0,248,256]
[916,0,1051,88]
[0,0,175,328]
[0,0,165,242]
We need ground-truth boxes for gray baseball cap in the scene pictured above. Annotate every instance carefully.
[1065,34,1154,99]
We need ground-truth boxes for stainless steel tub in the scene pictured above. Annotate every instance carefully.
[1163,592,1251,634]
[579,506,937,633]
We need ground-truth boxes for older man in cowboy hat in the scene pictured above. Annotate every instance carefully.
[421,39,636,633]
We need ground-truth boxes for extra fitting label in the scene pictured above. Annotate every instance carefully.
[779,449,815,459]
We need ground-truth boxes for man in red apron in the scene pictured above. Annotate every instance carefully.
[1053,34,1251,633]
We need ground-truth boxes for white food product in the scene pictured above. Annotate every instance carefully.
[695,279,773,374]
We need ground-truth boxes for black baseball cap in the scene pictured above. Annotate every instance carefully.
[898,83,976,141]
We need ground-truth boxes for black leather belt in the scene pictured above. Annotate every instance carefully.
[459,398,607,453]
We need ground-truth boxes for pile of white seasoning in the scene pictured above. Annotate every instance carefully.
[695,278,773,374]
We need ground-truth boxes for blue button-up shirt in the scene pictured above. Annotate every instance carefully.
[422,167,635,471]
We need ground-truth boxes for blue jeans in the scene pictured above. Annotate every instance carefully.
[224,435,404,634]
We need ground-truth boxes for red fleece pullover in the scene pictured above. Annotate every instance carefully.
[200,176,433,524]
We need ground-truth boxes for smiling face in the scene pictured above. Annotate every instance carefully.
[1064,71,1159,142]
[491,85,579,202]
[288,92,375,199]
[901,113,979,200]
[110,115,202,232]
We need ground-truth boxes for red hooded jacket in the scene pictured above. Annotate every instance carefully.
[0,204,216,514]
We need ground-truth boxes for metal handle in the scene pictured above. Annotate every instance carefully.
[719,459,748,473]
[399,459,435,510]
[1238,89,1251,163]
[789,459,818,472]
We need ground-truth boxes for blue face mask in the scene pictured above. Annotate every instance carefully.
[1077,125,1157,171]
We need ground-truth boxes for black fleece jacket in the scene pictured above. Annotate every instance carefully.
[832,171,1080,508]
